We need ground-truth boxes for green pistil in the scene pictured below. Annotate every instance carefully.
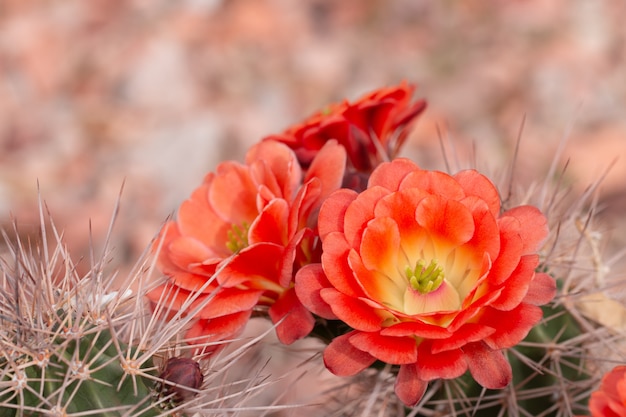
[406,259,445,294]
[226,222,249,253]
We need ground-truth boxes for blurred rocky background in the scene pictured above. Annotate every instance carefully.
[1,0,625,269]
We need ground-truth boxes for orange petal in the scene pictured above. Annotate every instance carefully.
[480,303,543,349]
[177,182,230,252]
[323,331,376,376]
[245,140,302,198]
[401,169,465,201]
[381,321,450,339]
[489,254,540,311]
[318,188,357,239]
[454,170,501,217]
[417,340,467,381]
[415,195,475,247]
[501,205,549,253]
[464,342,512,389]
[523,272,556,305]
[359,216,401,275]
[368,158,418,191]
[294,263,337,320]
[269,288,315,344]
[320,232,366,298]
[248,198,289,246]
[320,288,383,332]
[343,185,390,248]
[349,331,417,364]
[218,243,285,289]
[395,363,428,407]
[489,217,524,286]
[209,161,258,223]
[430,322,496,354]
[185,310,252,344]
[304,139,347,203]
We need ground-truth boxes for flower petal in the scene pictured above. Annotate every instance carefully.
[318,188,357,239]
[415,195,475,247]
[304,139,347,203]
[294,263,337,319]
[489,254,540,311]
[248,199,289,246]
[323,331,376,376]
[430,322,496,354]
[218,243,284,288]
[368,158,419,191]
[464,342,512,389]
[321,288,382,332]
[480,303,543,349]
[523,272,556,305]
[269,288,315,344]
[501,205,548,253]
[349,332,418,364]
[186,310,252,344]
[454,170,501,217]
[209,162,258,223]
[417,340,468,381]
[395,363,428,407]
[381,321,450,339]
[321,232,366,298]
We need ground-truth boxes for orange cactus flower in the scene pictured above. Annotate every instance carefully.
[149,140,346,347]
[588,366,626,417]
[295,158,556,406]
[264,82,426,185]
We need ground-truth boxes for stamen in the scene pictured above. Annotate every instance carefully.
[226,222,249,253]
[406,259,445,294]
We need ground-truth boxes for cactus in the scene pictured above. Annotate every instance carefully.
[0,198,289,417]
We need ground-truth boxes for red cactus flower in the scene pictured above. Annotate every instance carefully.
[295,158,556,406]
[264,82,426,183]
[149,140,346,347]
[588,365,626,417]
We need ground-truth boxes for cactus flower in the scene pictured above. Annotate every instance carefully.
[264,82,426,178]
[149,139,346,346]
[295,158,556,406]
[587,365,626,417]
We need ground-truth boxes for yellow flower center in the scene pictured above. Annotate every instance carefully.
[406,259,445,294]
[226,222,249,253]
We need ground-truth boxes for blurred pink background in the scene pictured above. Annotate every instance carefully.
[1,0,625,272]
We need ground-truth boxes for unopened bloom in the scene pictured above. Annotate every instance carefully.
[295,158,556,405]
[264,82,426,188]
[588,365,626,417]
[149,140,346,347]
